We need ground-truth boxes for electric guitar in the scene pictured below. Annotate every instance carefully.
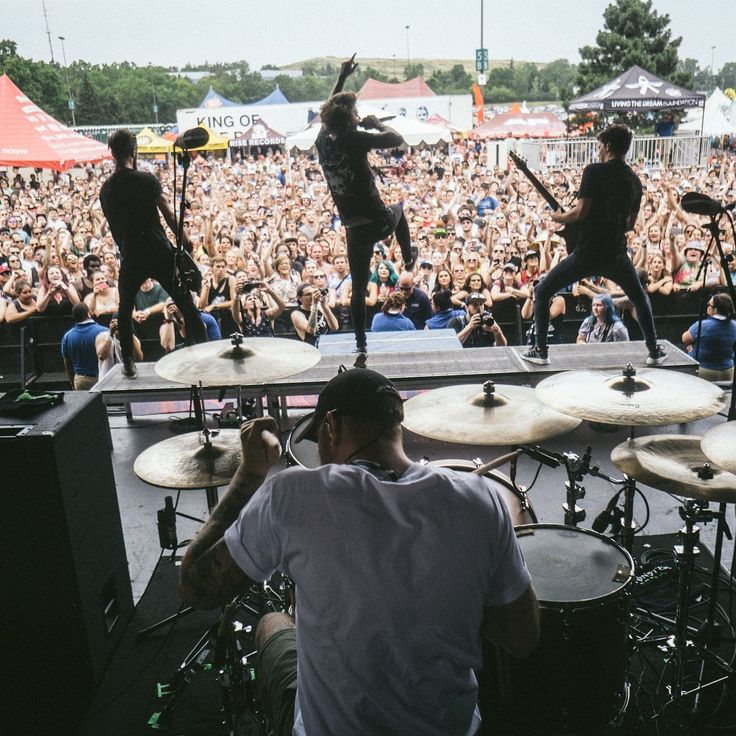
[508,150,578,253]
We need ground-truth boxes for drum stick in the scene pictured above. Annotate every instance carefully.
[471,449,523,475]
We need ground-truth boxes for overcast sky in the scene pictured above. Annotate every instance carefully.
[2,0,733,72]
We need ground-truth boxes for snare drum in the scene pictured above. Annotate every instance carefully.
[285,412,321,469]
[482,524,634,735]
[429,459,537,527]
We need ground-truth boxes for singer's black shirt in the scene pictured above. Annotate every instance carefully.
[315,127,399,228]
[99,168,167,256]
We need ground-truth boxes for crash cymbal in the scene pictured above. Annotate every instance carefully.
[134,430,241,489]
[701,422,736,474]
[402,381,581,445]
[535,365,725,426]
[155,334,321,386]
[611,435,736,503]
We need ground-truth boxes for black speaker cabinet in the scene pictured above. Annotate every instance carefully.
[0,392,134,735]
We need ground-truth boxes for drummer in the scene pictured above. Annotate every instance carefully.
[180,368,539,736]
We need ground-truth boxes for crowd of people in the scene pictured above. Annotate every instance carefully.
[1,133,735,384]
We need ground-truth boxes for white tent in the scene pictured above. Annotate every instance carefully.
[680,88,736,136]
[285,104,452,151]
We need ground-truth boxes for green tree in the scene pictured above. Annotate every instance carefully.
[716,63,736,91]
[577,0,685,93]
[404,62,424,80]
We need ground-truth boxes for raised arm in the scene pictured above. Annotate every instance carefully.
[329,54,358,98]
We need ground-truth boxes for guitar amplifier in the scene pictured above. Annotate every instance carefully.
[0,392,134,736]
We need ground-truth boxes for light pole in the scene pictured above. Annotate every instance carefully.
[405,25,410,65]
[58,35,75,126]
[711,45,717,89]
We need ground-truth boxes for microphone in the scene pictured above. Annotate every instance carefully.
[174,126,210,150]
[592,490,622,534]
[517,445,562,469]
[680,191,724,218]
[157,496,178,549]
[358,115,396,129]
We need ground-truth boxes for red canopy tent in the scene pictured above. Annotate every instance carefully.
[473,107,566,139]
[0,74,111,171]
[357,77,435,100]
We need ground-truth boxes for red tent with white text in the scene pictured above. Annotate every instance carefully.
[473,107,567,139]
[0,74,111,171]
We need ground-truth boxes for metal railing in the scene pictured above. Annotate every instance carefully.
[514,134,710,172]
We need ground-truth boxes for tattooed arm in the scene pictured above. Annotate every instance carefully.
[179,417,282,609]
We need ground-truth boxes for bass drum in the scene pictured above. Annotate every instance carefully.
[429,459,537,528]
[285,412,321,469]
[480,524,634,735]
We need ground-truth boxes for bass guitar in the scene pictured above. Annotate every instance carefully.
[508,150,578,253]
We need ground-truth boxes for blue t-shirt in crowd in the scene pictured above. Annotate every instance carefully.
[425,308,466,330]
[371,312,416,332]
[476,195,499,215]
[688,317,736,370]
[61,320,108,376]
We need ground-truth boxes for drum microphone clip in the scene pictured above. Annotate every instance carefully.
[592,490,624,534]
[518,445,563,469]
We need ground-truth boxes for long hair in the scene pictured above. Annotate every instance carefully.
[593,294,622,324]
[370,260,399,286]
[320,92,357,133]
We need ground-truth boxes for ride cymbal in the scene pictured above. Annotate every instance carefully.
[155,334,321,386]
[134,430,241,489]
[402,381,581,445]
[535,365,725,426]
[611,435,736,503]
[701,422,736,474]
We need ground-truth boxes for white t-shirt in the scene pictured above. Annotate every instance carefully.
[225,462,530,736]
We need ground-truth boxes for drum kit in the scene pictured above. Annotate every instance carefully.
[132,335,736,734]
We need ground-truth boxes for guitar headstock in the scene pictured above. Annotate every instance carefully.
[508,150,529,174]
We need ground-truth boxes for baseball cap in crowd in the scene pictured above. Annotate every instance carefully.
[523,250,540,261]
[465,291,486,305]
[0,264,11,274]
[433,227,448,237]
[460,215,472,223]
[300,368,403,441]
[374,244,386,256]
[420,260,433,269]
[503,262,519,273]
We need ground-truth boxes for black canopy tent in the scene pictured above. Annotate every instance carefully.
[569,65,705,113]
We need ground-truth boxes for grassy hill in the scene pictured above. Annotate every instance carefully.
[279,56,543,77]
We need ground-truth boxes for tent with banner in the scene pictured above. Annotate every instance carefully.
[136,127,173,155]
[473,106,566,139]
[285,105,452,151]
[200,86,239,108]
[569,65,705,112]
[0,73,111,171]
[231,121,286,149]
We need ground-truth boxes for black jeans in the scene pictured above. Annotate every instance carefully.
[118,242,206,361]
[533,249,658,351]
[346,204,411,349]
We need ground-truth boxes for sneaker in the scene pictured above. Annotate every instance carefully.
[122,358,138,379]
[520,346,550,365]
[403,245,418,272]
[645,345,668,367]
[353,346,368,368]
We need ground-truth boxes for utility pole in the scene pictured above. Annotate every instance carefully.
[405,25,410,65]
[58,35,75,126]
[711,45,717,90]
[42,0,54,62]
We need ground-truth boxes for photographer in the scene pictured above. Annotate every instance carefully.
[291,282,339,346]
[449,292,507,348]
[96,315,143,382]
[231,276,286,338]
[160,296,221,353]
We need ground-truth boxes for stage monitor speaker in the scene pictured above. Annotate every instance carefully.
[0,392,134,736]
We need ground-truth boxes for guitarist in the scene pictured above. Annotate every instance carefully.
[521,124,666,367]
[100,129,206,378]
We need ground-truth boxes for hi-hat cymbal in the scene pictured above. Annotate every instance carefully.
[701,422,736,474]
[402,382,581,445]
[155,334,321,386]
[535,366,725,426]
[134,430,241,489]
[611,435,736,503]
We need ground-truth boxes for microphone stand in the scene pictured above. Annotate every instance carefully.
[173,145,193,292]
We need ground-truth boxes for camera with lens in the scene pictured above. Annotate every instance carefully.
[725,253,734,264]
[319,287,329,297]
[480,311,495,327]
[241,281,261,294]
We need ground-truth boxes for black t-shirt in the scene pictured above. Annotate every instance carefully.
[577,160,642,254]
[99,168,166,255]
[315,127,387,227]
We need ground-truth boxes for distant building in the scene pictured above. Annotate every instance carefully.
[259,69,303,81]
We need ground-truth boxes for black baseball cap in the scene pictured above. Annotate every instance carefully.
[300,368,403,441]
